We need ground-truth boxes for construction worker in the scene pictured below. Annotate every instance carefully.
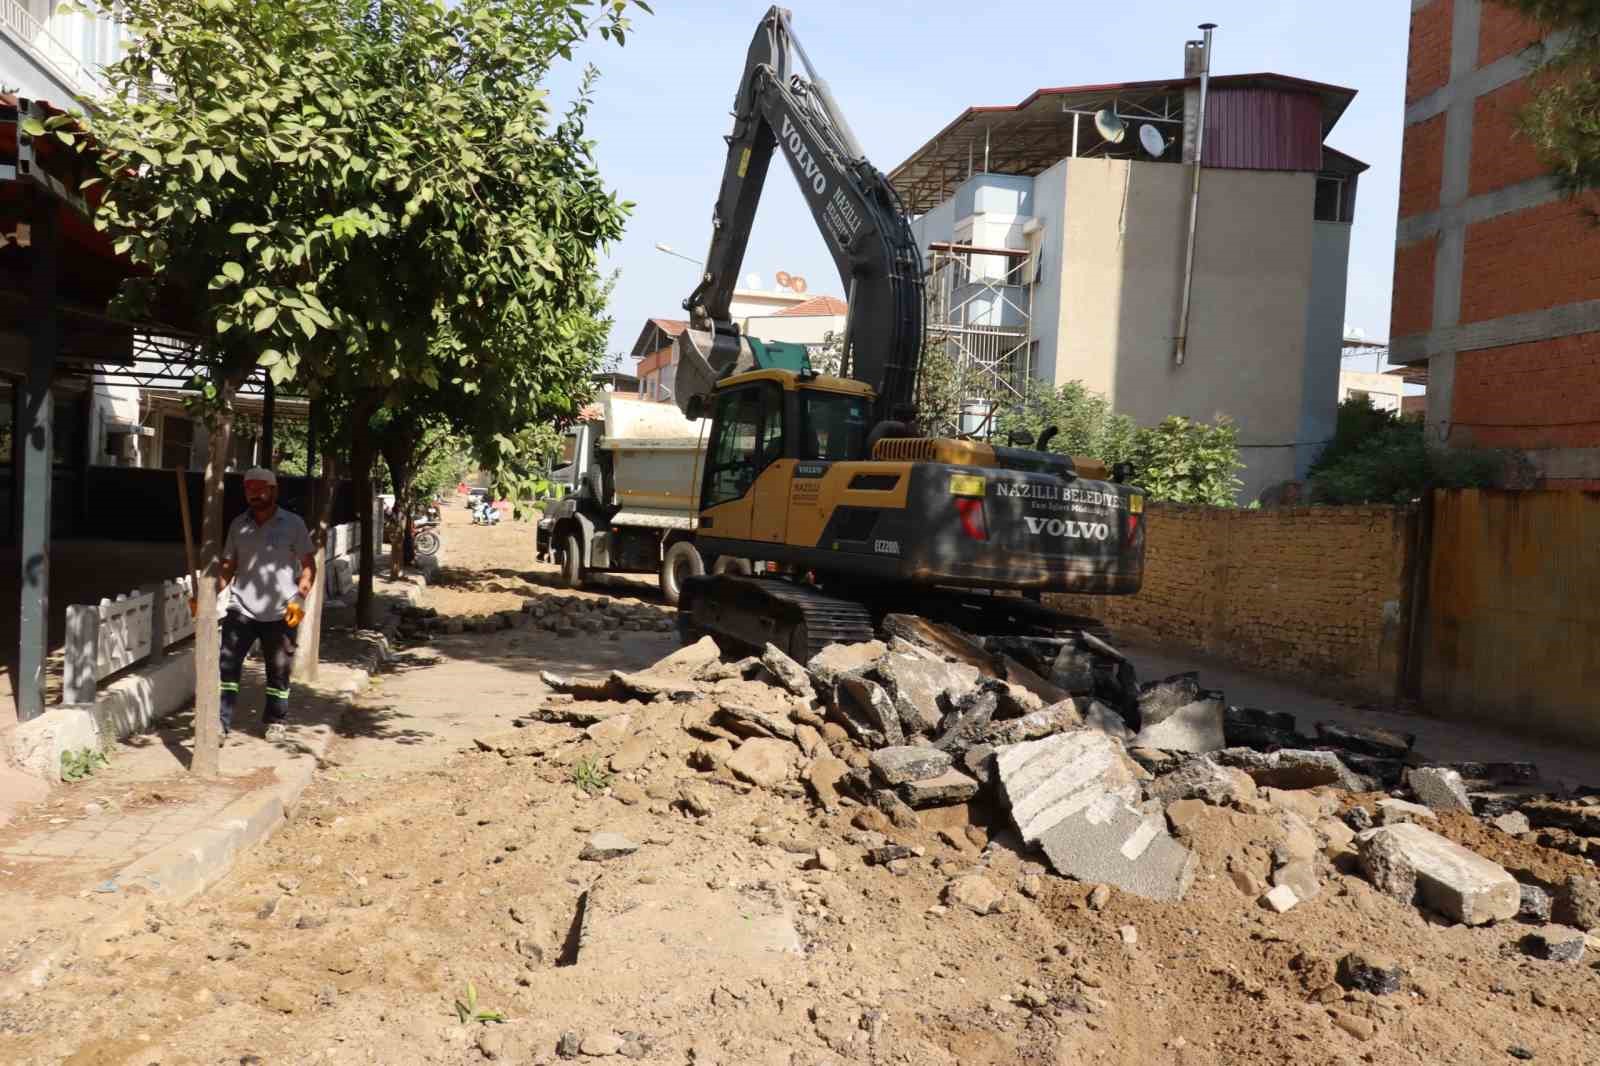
[217,468,317,742]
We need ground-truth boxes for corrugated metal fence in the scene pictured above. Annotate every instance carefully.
[1414,489,1600,746]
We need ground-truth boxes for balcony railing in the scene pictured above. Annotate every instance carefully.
[0,0,95,99]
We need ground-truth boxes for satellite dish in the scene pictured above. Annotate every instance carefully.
[1094,108,1126,144]
[790,275,807,294]
[776,270,793,289]
[1139,123,1167,157]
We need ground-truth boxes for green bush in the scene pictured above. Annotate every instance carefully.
[1308,396,1506,504]
[995,381,1243,505]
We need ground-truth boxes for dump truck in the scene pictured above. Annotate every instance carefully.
[539,392,762,604]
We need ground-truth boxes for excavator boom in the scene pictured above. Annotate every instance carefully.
[676,6,923,429]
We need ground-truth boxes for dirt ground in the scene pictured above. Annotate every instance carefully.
[2,504,1596,1066]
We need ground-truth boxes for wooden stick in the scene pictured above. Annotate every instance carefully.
[175,465,199,610]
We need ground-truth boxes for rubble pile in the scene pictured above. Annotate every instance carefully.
[528,609,1600,947]
[393,595,677,641]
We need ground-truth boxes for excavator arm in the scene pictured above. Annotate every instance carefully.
[678,5,924,428]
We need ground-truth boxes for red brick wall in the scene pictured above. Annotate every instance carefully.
[1470,79,1545,195]
[1400,114,1446,216]
[1391,238,1437,340]
[1478,1,1544,67]
[1461,196,1600,323]
[1451,333,1600,449]
[1407,0,1453,104]
[1049,505,1415,702]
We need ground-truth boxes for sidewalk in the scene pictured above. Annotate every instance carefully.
[0,583,412,999]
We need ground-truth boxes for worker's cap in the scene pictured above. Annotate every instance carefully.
[243,467,277,487]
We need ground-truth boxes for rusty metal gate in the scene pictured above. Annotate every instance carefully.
[1412,488,1600,746]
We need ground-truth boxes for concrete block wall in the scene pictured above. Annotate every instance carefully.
[1049,504,1416,702]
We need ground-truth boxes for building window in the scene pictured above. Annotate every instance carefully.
[161,415,194,469]
[1315,176,1347,222]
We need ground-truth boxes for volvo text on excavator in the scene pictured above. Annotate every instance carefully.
[670,5,1146,662]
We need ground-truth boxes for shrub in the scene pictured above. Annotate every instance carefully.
[1308,396,1507,504]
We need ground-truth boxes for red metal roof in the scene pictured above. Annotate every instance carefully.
[773,295,846,317]
[1202,86,1324,171]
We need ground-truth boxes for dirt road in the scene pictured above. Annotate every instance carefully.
[3,505,1596,1066]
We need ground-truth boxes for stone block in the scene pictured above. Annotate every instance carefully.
[1519,884,1553,922]
[759,643,816,698]
[11,706,102,781]
[869,745,952,786]
[978,701,1082,747]
[1136,673,1200,727]
[1132,696,1225,754]
[1314,721,1414,759]
[1214,748,1374,792]
[1406,767,1473,812]
[1261,884,1299,913]
[1491,812,1531,835]
[1376,798,1437,825]
[899,769,980,808]
[1083,699,1134,743]
[1357,823,1519,925]
[1147,757,1257,807]
[932,682,1002,755]
[725,739,798,788]
[872,651,981,735]
[1337,951,1403,995]
[832,674,902,747]
[805,640,887,687]
[1523,925,1586,963]
[1223,706,1304,751]
[1049,644,1098,695]
[1556,875,1600,931]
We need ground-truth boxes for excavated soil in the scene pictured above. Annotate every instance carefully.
[2,510,1596,1066]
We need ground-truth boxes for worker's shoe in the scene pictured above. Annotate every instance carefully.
[264,722,288,743]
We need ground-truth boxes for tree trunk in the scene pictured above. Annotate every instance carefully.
[378,427,417,581]
[351,397,381,628]
[292,453,339,683]
[191,393,236,777]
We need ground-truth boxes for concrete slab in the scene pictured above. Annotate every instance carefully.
[1037,803,1197,903]
[869,745,952,786]
[994,731,1139,845]
[1357,823,1519,926]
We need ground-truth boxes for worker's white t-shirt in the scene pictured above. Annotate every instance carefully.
[223,508,314,622]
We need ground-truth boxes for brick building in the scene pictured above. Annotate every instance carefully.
[1393,0,1600,487]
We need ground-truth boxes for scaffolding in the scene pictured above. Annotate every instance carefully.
[921,240,1033,439]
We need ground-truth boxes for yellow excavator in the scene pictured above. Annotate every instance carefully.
[669,6,1146,661]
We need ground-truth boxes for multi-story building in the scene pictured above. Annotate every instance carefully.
[1391,0,1598,487]
[1,0,124,103]
[889,40,1366,501]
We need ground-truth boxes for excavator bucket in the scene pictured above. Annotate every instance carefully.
[672,328,814,419]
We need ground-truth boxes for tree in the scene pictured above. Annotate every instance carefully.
[1307,396,1510,504]
[994,380,1243,505]
[995,380,1137,464]
[64,0,640,771]
[1499,1,1600,202]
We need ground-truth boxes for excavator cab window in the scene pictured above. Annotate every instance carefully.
[800,390,871,461]
[702,381,785,508]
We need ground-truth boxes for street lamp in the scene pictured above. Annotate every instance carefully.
[654,242,703,267]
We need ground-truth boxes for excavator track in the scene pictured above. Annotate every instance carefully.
[678,575,876,663]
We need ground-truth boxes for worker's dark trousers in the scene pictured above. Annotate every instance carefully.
[219,611,297,733]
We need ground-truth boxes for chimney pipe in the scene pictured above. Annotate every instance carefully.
[1174,22,1216,368]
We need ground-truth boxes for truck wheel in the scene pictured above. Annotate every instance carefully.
[558,532,584,589]
[711,556,753,577]
[659,541,704,606]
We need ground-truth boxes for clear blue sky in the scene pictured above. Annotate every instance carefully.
[553,0,1410,367]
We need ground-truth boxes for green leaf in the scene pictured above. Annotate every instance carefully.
[222,262,245,283]
[257,348,283,367]
[253,306,279,332]
[20,117,45,137]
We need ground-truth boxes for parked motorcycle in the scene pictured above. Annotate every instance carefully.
[472,500,501,526]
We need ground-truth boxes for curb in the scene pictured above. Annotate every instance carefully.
[111,624,398,903]
[0,620,399,1000]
